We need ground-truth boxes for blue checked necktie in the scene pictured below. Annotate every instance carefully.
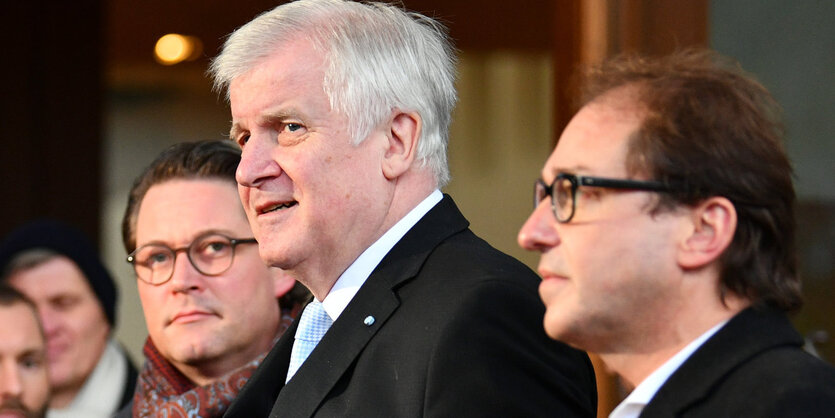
[286,299,333,382]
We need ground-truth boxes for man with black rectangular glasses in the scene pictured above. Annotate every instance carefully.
[519,50,835,417]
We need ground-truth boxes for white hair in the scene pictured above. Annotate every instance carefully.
[208,0,458,187]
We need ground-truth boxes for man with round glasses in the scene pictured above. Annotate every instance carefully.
[519,50,835,417]
[117,141,305,417]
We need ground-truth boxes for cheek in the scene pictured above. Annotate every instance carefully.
[23,377,49,409]
[138,288,166,326]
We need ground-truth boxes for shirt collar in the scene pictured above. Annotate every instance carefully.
[609,319,728,418]
[321,190,443,320]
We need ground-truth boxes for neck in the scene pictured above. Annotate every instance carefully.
[600,292,749,389]
[49,386,80,409]
[167,321,280,387]
[49,337,111,409]
[296,176,436,301]
[175,348,266,387]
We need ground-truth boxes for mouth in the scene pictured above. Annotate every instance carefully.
[169,310,216,325]
[257,201,297,215]
[538,268,569,282]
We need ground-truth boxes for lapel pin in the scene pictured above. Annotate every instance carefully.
[364,316,376,326]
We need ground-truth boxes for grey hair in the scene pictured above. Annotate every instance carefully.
[208,0,458,187]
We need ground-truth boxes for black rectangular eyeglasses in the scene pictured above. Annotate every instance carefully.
[534,173,675,223]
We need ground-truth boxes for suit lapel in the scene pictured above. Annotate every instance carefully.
[641,307,802,416]
[270,195,469,417]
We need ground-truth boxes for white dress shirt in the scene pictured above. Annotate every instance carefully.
[609,320,728,418]
[321,190,443,321]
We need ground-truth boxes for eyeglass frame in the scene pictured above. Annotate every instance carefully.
[535,173,676,223]
[126,232,257,285]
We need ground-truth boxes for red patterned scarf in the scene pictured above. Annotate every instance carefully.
[132,310,296,417]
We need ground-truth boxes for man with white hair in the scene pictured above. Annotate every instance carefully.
[209,0,597,416]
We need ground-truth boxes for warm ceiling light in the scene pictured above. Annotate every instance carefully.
[154,33,203,65]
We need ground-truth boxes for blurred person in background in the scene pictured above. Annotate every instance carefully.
[0,283,50,418]
[0,220,137,418]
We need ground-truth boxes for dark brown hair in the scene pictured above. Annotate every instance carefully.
[0,282,37,309]
[579,49,800,312]
[121,141,241,254]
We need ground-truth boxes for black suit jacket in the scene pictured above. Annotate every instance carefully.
[641,307,835,417]
[224,195,597,417]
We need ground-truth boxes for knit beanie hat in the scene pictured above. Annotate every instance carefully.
[0,219,118,326]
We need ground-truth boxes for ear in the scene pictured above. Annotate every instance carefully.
[272,268,297,298]
[381,111,422,180]
[677,196,737,270]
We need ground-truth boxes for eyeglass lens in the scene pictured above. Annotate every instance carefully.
[132,234,236,284]
[554,176,574,222]
[535,177,576,222]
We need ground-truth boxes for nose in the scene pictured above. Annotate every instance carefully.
[236,131,282,188]
[518,203,561,252]
[0,361,22,399]
[167,252,205,293]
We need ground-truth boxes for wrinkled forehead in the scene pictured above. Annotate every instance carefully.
[229,37,328,110]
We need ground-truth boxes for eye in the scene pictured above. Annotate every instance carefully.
[51,295,80,311]
[147,250,172,266]
[280,122,304,133]
[577,187,603,200]
[194,236,233,259]
[21,354,45,370]
[236,134,250,147]
[206,241,231,254]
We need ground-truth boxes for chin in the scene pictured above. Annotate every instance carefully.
[543,309,574,341]
[174,343,218,364]
[259,244,297,270]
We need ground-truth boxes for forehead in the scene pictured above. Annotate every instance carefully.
[136,179,251,244]
[0,303,44,350]
[7,256,95,299]
[544,93,643,181]
[229,37,327,119]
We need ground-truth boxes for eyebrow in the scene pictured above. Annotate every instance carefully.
[229,123,244,141]
[136,229,242,248]
[229,107,307,140]
[19,347,47,359]
[547,164,591,180]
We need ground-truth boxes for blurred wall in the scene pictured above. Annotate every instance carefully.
[711,0,835,362]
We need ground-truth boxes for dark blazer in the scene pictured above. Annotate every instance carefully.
[641,307,835,417]
[224,195,597,417]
